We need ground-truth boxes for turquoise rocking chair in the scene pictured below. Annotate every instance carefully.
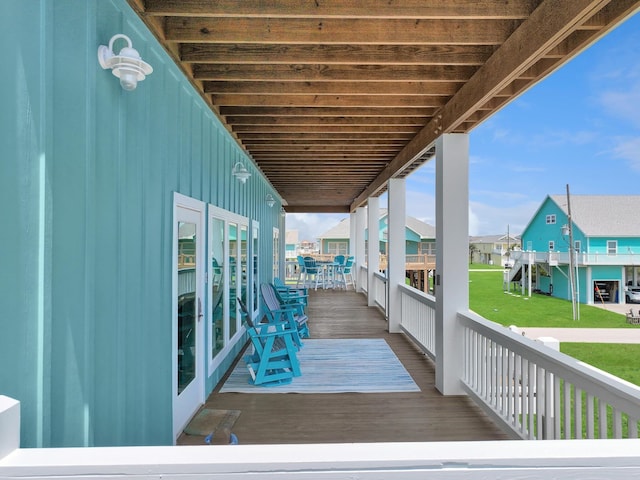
[237,298,301,386]
[273,277,308,309]
[261,283,310,347]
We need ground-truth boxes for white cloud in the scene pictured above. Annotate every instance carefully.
[469,200,540,236]
[600,84,640,128]
[612,136,640,172]
[405,189,435,225]
[285,212,347,243]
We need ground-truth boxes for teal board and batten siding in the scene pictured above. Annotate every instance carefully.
[1,0,280,448]
[588,237,640,254]
[521,197,586,254]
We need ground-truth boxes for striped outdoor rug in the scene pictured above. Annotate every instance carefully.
[220,338,420,393]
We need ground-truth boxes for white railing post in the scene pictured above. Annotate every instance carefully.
[367,196,380,307]
[354,207,366,292]
[0,396,20,460]
[387,178,406,333]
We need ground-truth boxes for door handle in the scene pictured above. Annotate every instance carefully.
[197,297,203,322]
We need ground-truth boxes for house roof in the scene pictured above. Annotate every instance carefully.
[470,234,521,244]
[285,230,299,244]
[317,209,435,240]
[549,195,640,237]
[129,1,640,213]
[318,217,351,239]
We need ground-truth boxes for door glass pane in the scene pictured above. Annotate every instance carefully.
[252,225,259,313]
[229,223,238,338]
[273,228,279,280]
[240,225,248,308]
[177,221,197,394]
[211,217,225,360]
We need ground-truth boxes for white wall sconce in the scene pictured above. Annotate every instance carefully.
[265,194,275,208]
[232,162,251,183]
[280,207,286,217]
[98,34,153,91]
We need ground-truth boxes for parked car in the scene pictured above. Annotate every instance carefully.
[625,287,640,304]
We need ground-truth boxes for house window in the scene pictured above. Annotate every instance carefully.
[574,240,581,252]
[327,241,348,255]
[546,214,556,224]
[607,240,617,255]
[420,242,436,255]
[548,240,555,251]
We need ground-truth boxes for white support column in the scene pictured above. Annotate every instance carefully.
[387,178,406,333]
[349,211,357,257]
[355,207,366,292]
[367,197,380,306]
[435,133,469,395]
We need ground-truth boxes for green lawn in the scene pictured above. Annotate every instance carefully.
[469,269,630,328]
[468,269,639,386]
[560,343,640,387]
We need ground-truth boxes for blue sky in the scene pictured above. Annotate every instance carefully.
[287,12,640,241]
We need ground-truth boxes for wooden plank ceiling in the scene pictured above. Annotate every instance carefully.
[130,0,640,213]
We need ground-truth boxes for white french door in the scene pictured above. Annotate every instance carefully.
[173,193,205,440]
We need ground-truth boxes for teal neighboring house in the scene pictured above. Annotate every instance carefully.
[2,0,284,448]
[318,210,436,257]
[515,195,640,305]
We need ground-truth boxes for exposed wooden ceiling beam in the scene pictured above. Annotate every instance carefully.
[206,81,460,96]
[164,17,520,45]
[350,0,615,210]
[181,44,495,65]
[193,64,478,82]
[144,0,539,19]
[212,94,449,107]
[129,0,640,214]
[221,106,437,117]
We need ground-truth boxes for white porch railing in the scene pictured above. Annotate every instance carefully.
[3,396,640,478]
[374,278,640,441]
[357,264,368,293]
[511,250,640,267]
[460,310,640,440]
[372,271,387,311]
[399,285,436,360]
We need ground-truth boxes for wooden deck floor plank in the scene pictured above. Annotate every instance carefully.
[178,289,509,445]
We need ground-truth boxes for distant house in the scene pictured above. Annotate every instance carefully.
[317,209,436,257]
[285,230,299,260]
[514,195,640,305]
[469,234,521,266]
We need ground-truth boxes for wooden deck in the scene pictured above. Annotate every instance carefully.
[178,289,509,445]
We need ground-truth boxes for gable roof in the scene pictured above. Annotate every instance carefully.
[470,234,520,244]
[549,195,640,237]
[318,217,350,239]
[317,209,435,240]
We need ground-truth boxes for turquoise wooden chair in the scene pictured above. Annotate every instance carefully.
[303,256,326,290]
[237,298,301,386]
[273,277,308,309]
[261,283,310,346]
[336,256,355,290]
[295,255,307,287]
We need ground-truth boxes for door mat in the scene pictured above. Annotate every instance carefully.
[183,408,241,436]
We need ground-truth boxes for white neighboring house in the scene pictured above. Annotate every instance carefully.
[469,234,521,266]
